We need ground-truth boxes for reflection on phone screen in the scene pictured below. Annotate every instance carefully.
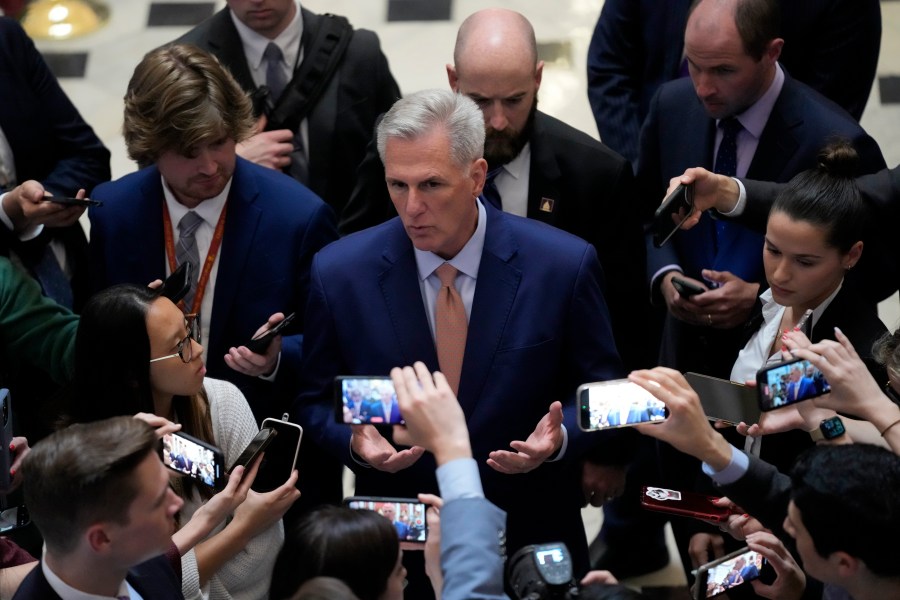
[758,359,830,410]
[579,380,668,430]
[339,377,403,425]
[347,499,427,542]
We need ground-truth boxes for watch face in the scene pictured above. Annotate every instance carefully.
[821,417,846,439]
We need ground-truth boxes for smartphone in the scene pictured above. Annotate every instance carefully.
[161,431,224,489]
[684,373,760,426]
[227,427,276,474]
[344,496,428,543]
[695,546,774,599]
[252,416,302,493]
[156,262,193,305]
[577,379,669,431]
[757,357,830,411]
[0,505,30,534]
[0,389,12,494]
[640,486,734,523]
[653,183,694,248]
[42,196,103,207]
[672,276,706,297]
[245,313,296,354]
[335,376,402,425]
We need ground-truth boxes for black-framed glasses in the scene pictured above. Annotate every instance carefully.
[149,314,198,364]
[885,380,900,405]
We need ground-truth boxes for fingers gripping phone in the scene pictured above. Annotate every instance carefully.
[42,196,102,207]
[344,496,428,543]
[161,431,224,489]
[672,276,706,297]
[757,357,830,411]
[577,379,669,431]
[653,183,695,248]
[252,415,302,492]
[335,376,403,425]
[245,313,296,354]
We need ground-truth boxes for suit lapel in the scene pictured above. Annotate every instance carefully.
[208,159,262,355]
[207,9,256,91]
[135,170,168,283]
[458,207,521,413]
[378,223,439,369]
[526,114,563,227]
[747,78,802,182]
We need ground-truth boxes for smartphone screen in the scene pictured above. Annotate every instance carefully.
[697,547,769,599]
[653,183,694,248]
[757,358,830,411]
[227,427,276,474]
[335,376,403,425]
[578,379,668,431]
[345,496,428,543]
[640,486,733,523]
[161,432,223,488]
[0,505,30,534]
[252,418,302,493]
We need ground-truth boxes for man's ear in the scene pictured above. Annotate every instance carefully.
[765,38,784,65]
[830,550,861,579]
[447,64,459,92]
[471,158,487,197]
[534,60,544,90]
[85,523,113,554]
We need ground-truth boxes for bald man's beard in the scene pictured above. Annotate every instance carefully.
[483,98,537,168]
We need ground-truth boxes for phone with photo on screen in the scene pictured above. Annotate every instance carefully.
[161,431,224,489]
[577,379,669,431]
[344,496,428,543]
[694,546,774,599]
[335,376,403,425]
[756,357,830,411]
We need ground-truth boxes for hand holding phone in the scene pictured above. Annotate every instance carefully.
[252,416,302,492]
[156,262,193,305]
[694,546,774,599]
[640,486,736,523]
[245,313,296,354]
[227,428,276,474]
[672,276,707,298]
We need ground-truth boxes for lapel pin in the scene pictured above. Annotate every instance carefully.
[540,197,555,213]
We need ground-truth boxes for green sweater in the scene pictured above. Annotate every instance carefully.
[0,257,77,384]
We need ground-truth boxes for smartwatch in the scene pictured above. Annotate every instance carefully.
[809,416,845,442]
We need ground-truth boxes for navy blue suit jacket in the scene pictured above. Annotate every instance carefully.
[587,0,881,164]
[294,203,626,571]
[639,73,886,287]
[13,555,182,599]
[89,157,337,420]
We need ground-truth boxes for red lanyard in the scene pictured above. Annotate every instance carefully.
[162,202,228,314]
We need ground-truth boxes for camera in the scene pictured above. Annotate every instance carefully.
[507,542,578,600]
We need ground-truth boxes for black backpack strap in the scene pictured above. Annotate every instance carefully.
[267,14,353,131]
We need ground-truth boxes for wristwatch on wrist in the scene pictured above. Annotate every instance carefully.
[809,416,845,442]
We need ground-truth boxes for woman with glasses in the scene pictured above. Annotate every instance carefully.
[69,283,300,600]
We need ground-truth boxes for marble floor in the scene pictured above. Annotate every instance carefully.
[13,0,900,591]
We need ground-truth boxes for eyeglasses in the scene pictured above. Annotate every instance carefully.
[149,314,198,364]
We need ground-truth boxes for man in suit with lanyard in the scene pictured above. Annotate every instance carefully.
[175,0,401,217]
[14,417,184,599]
[89,45,339,510]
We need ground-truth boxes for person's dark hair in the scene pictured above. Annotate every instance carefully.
[290,577,360,600]
[770,140,866,253]
[22,417,158,554]
[123,44,254,165]
[791,444,900,577]
[270,506,399,600]
[872,328,900,381]
[688,0,780,61]
[71,283,214,499]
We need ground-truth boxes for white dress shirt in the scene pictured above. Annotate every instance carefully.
[493,143,531,217]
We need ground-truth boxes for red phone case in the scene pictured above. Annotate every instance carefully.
[640,486,733,523]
